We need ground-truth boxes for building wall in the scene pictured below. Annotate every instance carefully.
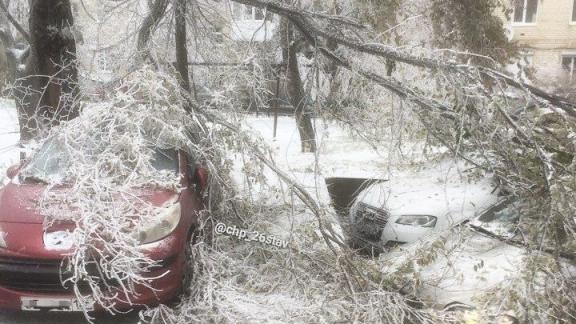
[505,0,576,79]
[224,2,277,42]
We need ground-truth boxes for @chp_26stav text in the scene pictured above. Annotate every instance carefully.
[214,223,289,248]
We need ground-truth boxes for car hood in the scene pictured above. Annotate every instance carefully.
[415,230,525,307]
[382,226,527,308]
[355,176,498,223]
[0,182,178,224]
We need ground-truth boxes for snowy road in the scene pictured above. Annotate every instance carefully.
[0,311,139,324]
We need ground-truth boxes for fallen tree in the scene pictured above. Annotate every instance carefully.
[5,0,575,322]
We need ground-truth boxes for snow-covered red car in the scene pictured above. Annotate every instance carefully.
[0,143,208,312]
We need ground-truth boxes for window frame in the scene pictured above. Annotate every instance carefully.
[231,3,265,21]
[512,0,538,26]
[571,0,576,24]
[561,54,576,82]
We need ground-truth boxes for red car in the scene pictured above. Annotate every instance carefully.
[0,142,207,312]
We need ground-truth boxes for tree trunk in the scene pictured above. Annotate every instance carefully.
[175,0,192,104]
[0,5,13,92]
[280,19,316,153]
[14,0,79,142]
[326,1,341,101]
[137,0,168,54]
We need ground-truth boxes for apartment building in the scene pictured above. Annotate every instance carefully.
[506,0,576,82]
[228,2,277,42]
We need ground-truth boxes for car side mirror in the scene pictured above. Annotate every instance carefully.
[193,166,209,193]
[6,164,22,179]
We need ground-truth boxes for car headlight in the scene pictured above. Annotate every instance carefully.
[0,230,6,248]
[395,215,437,228]
[136,202,181,244]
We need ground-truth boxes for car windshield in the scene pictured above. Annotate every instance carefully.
[20,138,70,183]
[469,200,522,239]
[20,138,179,184]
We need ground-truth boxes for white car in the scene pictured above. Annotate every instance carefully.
[349,174,498,248]
[382,199,575,322]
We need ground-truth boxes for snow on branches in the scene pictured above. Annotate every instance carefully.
[27,68,202,318]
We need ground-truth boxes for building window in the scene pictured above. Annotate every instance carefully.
[232,3,264,21]
[572,0,576,22]
[562,55,576,81]
[513,0,538,24]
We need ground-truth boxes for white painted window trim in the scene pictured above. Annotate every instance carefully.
[511,22,537,26]
[511,0,538,25]
[570,0,576,24]
[231,3,265,22]
[561,53,576,82]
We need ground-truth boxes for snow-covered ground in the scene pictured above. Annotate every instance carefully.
[0,99,20,184]
[240,115,451,203]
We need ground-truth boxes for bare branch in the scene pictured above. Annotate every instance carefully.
[230,0,576,115]
[137,0,168,52]
[0,0,30,43]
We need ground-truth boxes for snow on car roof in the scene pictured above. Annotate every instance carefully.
[357,161,498,219]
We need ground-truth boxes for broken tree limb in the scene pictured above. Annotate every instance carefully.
[318,46,457,120]
[137,0,168,53]
[230,0,576,116]
[182,94,347,254]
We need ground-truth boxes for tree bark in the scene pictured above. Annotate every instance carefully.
[0,3,14,92]
[174,0,196,117]
[325,1,341,100]
[0,0,29,43]
[137,0,168,54]
[175,0,190,95]
[14,0,79,142]
[281,18,316,153]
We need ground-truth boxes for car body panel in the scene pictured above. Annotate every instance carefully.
[0,184,46,224]
[381,217,435,243]
[381,223,527,310]
[350,174,498,245]
[0,245,185,311]
[416,230,525,307]
[0,150,205,312]
[0,183,179,225]
[380,197,575,319]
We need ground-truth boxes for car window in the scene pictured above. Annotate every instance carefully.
[472,200,522,238]
[20,138,70,183]
[21,141,179,183]
[151,148,179,172]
